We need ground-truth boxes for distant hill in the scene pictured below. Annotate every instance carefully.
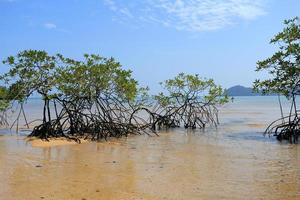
[225,85,270,96]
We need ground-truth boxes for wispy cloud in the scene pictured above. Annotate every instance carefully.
[44,22,57,29]
[103,0,267,32]
[42,22,70,33]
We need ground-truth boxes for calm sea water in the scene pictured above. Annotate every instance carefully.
[0,96,299,136]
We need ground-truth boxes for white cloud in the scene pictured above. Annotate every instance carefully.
[44,23,57,29]
[103,0,118,11]
[103,0,267,32]
[43,22,71,33]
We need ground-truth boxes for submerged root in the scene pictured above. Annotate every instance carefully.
[265,94,299,143]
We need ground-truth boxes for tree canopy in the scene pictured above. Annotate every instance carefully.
[2,50,57,101]
[152,73,228,129]
[254,17,300,143]
[1,50,228,141]
[254,17,300,97]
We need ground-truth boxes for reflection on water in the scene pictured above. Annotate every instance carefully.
[0,97,300,200]
[226,131,276,143]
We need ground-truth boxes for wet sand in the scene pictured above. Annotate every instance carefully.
[1,99,300,200]
[28,137,89,148]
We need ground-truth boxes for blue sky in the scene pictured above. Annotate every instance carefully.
[0,0,299,92]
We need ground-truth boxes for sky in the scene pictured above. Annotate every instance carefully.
[0,0,299,92]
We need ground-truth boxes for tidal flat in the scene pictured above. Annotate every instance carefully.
[1,97,300,200]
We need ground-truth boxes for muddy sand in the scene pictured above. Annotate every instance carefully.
[1,99,300,200]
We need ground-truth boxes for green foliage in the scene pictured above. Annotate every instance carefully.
[131,86,151,107]
[254,17,300,97]
[151,73,228,130]
[156,73,229,106]
[1,49,228,139]
[0,86,10,112]
[7,81,28,102]
[2,51,139,103]
[2,50,57,100]
[56,54,138,102]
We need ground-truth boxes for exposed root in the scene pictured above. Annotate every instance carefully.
[265,84,299,143]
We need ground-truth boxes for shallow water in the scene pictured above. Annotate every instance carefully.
[0,97,300,200]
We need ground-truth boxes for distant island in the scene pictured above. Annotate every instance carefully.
[225,85,276,96]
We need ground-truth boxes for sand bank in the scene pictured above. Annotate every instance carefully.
[27,137,88,148]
